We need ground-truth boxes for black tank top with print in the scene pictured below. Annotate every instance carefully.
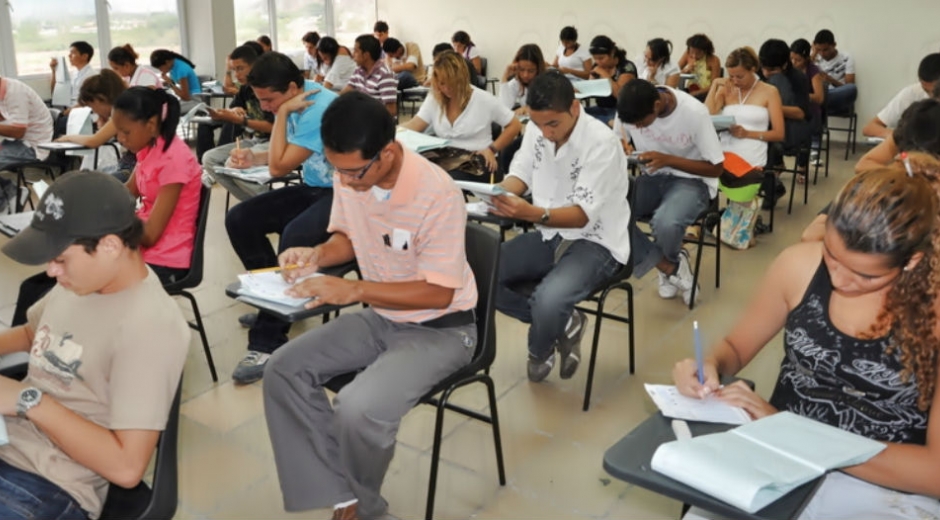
[768,261,929,444]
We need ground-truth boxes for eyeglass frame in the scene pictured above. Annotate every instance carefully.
[334,148,383,180]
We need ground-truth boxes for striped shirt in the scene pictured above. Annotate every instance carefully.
[328,147,477,323]
[347,60,398,105]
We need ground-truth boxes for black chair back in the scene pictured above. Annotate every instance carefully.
[464,222,501,372]
[164,186,211,293]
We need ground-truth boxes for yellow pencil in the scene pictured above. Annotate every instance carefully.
[236,137,241,152]
[248,264,298,274]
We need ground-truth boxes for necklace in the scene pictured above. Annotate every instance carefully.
[737,76,758,105]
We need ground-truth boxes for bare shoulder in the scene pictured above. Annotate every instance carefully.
[769,241,823,305]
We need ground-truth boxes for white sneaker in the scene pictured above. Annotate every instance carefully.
[667,249,695,293]
[657,271,679,299]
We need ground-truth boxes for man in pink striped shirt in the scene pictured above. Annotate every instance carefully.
[262,92,476,520]
[341,34,399,116]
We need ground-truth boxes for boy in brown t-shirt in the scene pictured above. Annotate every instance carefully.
[0,171,189,519]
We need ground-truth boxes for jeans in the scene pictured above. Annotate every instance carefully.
[631,175,710,278]
[496,233,621,361]
[225,185,334,352]
[825,84,858,116]
[396,71,418,90]
[0,458,87,519]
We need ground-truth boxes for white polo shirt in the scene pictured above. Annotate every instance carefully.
[415,86,514,151]
[0,77,54,159]
[877,83,928,129]
[508,110,632,264]
[615,87,724,198]
[71,64,95,106]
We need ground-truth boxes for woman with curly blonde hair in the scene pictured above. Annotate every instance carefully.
[674,153,940,518]
[402,50,521,181]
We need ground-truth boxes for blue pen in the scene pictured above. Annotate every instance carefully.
[694,320,704,385]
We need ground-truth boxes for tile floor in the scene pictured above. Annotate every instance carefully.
[0,145,859,519]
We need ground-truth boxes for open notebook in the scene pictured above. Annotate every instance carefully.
[645,384,751,425]
[396,127,449,153]
[216,166,273,184]
[573,79,612,100]
[236,271,321,308]
[651,412,885,513]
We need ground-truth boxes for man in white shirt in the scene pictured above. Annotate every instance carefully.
[812,30,857,116]
[616,79,724,306]
[383,38,425,89]
[491,72,631,382]
[0,76,54,212]
[48,41,95,108]
[863,53,940,139]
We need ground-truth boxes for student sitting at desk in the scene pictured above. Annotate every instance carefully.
[703,46,784,202]
[492,72,631,382]
[315,37,356,91]
[452,30,485,88]
[48,41,96,109]
[224,52,338,384]
[640,38,680,88]
[677,34,721,99]
[616,79,724,306]
[760,39,812,174]
[584,35,637,125]
[108,44,161,89]
[263,92,477,520]
[0,171,189,520]
[675,153,940,519]
[302,32,321,80]
[56,70,135,180]
[863,53,940,139]
[341,35,398,116]
[499,44,546,117]
[201,45,275,193]
[257,34,273,53]
[812,29,857,116]
[0,75,54,213]
[383,37,425,90]
[552,26,593,81]
[12,87,202,327]
[150,49,202,111]
[401,51,521,182]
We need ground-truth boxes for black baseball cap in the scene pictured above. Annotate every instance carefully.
[2,171,137,265]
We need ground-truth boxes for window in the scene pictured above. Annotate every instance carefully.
[106,0,183,63]
[332,0,375,47]
[273,0,327,56]
[233,0,270,49]
[8,0,98,76]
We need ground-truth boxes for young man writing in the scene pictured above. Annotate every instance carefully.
[812,29,857,116]
[0,75,55,212]
[863,53,940,139]
[383,38,425,90]
[615,79,724,305]
[49,41,96,109]
[224,51,338,384]
[491,72,631,382]
[341,35,398,116]
[263,91,477,520]
[0,171,188,519]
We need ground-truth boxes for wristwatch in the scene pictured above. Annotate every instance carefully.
[539,207,551,224]
[17,387,43,417]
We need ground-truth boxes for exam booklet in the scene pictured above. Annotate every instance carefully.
[644,384,751,425]
[651,412,885,513]
[573,79,612,99]
[396,128,449,153]
[216,166,273,184]
[711,115,736,131]
[236,271,321,308]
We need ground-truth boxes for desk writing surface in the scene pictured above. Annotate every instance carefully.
[602,412,821,520]
[225,282,344,323]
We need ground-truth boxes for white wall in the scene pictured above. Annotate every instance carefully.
[378,0,940,124]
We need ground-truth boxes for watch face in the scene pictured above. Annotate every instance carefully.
[21,388,40,403]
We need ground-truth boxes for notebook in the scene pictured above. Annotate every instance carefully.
[711,115,736,131]
[180,102,212,128]
[396,128,449,153]
[644,384,751,425]
[453,180,512,206]
[216,166,273,184]
[651,412,885,513]
[236,271,321,308]
[574,79,613,99]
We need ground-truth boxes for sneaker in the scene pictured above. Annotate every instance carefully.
[238,312,258,328]
[232,350,271,385]
[527,352,556,383]
[557,310,586,379]
[201,171,216,186]
[0,181,16,213]
[657,271,679,299]
[668,249,695,293]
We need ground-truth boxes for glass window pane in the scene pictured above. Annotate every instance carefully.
[333,0,376,47]
[10,0,98,76]
[108,0,183,65]
[274,0,326,57]
[234,0,271,48]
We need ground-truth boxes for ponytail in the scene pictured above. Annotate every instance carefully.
[113,86,180,152]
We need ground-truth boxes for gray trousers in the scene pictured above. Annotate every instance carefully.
[263,308,476,519]
[202,138,269,201]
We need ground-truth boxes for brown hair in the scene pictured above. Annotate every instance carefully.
[829,152,940,409]
[431,51,472,115]
[725,47,759,71]
[79,69,127,105]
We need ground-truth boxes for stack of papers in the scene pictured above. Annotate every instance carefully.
[454,180,511,206]
[574,79,612,99]
[216,166,273,184]
[644,384,750,425]
[236,271,321,307]
[396,128,449,153]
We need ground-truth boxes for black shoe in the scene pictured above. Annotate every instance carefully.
[238,312,259,328]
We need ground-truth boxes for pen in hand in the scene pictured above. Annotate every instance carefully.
[694,320,705,386]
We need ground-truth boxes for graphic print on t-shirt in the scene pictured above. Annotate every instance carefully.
[31,325,84,387]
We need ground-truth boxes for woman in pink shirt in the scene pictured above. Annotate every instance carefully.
[113,86,201,280]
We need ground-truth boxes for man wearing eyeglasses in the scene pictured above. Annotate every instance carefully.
[223,51,339,385]
[263,91,477,520]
